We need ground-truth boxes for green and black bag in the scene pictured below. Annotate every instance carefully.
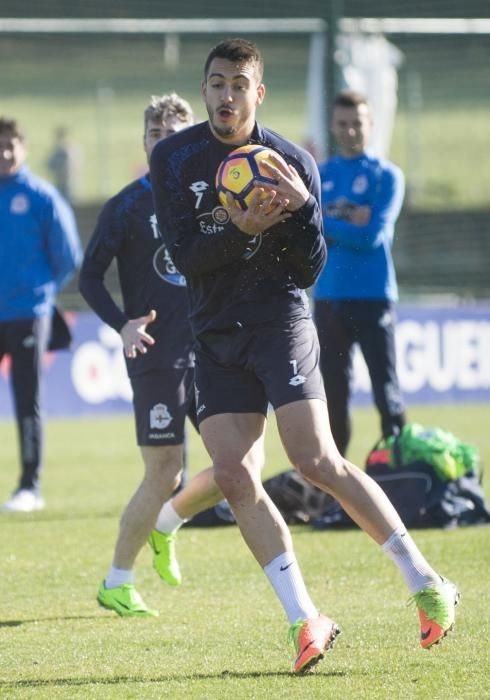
[313,423,490,530]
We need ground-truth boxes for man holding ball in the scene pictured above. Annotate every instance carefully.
[150,38,459,673]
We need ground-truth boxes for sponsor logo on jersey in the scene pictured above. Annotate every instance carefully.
[149,403,173,429]
[352,174,368,195]
[153,243,186,286]
[196,207,228,236]
[10,193,29,214]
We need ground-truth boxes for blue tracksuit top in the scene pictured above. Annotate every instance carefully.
[313,152,404,302]
[0,164,82,321]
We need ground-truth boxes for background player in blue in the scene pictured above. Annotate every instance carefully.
[314,90,406,456]
[150,39,458,672]
[0,116,81,513]
[79,94,221,617]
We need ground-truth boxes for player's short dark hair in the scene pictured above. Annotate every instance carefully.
[204,38,264,82]
[333,90,369,110]
[144,93,194,133]
[0,116,25,141]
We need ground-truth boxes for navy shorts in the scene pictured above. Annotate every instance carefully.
[130,368,196,446]
[194,317,326,423]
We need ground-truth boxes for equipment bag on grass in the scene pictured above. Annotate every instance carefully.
[312,423,490,530]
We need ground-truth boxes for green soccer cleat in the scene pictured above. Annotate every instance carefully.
[148,529,182,586]
[97,582,158,618]
[411,579,460,648]
[288,614,341,673]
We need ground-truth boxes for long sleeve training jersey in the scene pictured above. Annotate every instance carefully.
[79,175,194,376]
[150,121,326,337]
[314,153,404,302]
[0,165,81,321]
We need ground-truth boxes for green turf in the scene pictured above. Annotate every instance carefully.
[0,403,489,698]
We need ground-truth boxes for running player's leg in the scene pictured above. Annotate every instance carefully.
[200,410,340,671]
[149,366,223,582]
[150,465,223,585]
[264,316,458,649]
[200,411,287,566]
[98,369,187,615]
[114,443,184,571]
[277,397,459,647]
[156,466,222,527]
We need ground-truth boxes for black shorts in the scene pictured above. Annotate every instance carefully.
[194,317,326,423]
[130,368,196,446]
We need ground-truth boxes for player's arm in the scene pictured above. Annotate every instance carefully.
[259,152,327,288]
[324,165,405,251]
[78,200,130,332]
[79,202,156,358]
[150,143,252,276]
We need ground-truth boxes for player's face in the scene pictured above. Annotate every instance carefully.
[0,133,27,176]
[143,115,191,162]
[331,104,372,157]
[202,57,265,144]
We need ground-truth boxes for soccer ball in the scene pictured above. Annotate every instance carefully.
[215,144,286,210]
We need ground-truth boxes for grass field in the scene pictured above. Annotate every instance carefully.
[0,403,489,699]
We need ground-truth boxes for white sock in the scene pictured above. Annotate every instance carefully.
[105,566,134,589]
[154,500,186,534]
[263,552,318,624]
[382,527,441,593]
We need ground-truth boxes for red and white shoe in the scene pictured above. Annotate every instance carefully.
[288,613,341,673]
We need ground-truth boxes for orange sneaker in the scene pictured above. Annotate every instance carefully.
[412,579,460,648]
[288,614,341,673]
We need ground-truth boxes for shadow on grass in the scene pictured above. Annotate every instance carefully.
[0,511,118,524]
[0,670,348,688]
[0,614,110,628]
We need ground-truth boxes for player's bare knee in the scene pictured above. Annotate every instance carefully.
[295,453,349,491]
[213,460,254,501]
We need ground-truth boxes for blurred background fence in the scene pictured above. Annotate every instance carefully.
[1,0,489,303]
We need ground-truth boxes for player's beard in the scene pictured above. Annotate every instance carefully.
[206,104,253,141]
[212,122,236,138]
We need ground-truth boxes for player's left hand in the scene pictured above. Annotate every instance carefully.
[225,190,291,237]
[120,309,157,359]
[257,154,310,212]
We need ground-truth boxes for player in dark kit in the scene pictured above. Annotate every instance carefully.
[80,94,221,617]
[150,39,459,671]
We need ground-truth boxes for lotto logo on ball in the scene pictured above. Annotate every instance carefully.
[215,144,287,210]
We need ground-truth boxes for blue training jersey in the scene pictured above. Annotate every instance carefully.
[79,174,194,376]
[0,165,81,321]
[313,152,404,302]
[150,121,326,337]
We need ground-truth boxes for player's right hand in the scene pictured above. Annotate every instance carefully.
[120,309,157,359]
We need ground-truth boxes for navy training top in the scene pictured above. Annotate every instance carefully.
[150,121,327,338]
[79,174,194,376]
